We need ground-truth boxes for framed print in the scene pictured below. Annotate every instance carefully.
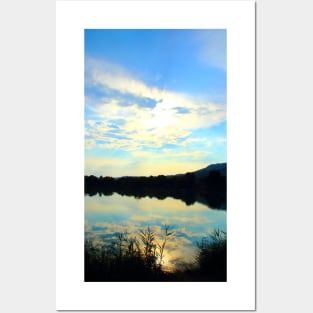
[56,0,255,310]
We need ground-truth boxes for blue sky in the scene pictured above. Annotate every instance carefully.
[85,29,226,177]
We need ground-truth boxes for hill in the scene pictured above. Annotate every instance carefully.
[85,162,227,210]
[191,163,226,178]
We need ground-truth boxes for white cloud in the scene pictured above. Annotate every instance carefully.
[216,137,227,143]
[195,30,226,70]
[84,157,132,176]
[85,59,226,153]
[87,58,163,100]
[132,149,212,161]
[85,220,198,270]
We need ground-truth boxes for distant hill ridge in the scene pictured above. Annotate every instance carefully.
[108,163,227,179]
[191,162,227,177]
[165,162,226,178]
[85,162,227,209]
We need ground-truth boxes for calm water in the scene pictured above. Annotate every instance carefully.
[85,193,226,271]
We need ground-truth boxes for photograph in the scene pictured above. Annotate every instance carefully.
[57,1,255,309]
[84,29,227,282]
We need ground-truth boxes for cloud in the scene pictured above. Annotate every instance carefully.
[84,219,200,270]
[84,157,133,176]
[132,148,212,160]
[195,30,226,70]
[216,137,227,143]
[177,227,204,238]
[86,58,163,100]
[85,191,226,269]
[85,59,226,154]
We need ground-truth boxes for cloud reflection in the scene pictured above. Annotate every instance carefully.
[85,194,226,270]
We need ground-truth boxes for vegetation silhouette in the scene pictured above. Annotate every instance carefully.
[85,165,227,210]
[85,225,175,282]
[85,226,227,282]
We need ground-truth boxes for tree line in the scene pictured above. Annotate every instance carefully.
[85,170,226,210]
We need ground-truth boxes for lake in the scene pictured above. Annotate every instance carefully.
[85,193,226,271]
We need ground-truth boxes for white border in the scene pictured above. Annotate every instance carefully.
[56,1,255,310]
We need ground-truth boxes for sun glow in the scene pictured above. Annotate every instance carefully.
[150,100,177,131]
[153,110,175,130]
[161,253,176,272]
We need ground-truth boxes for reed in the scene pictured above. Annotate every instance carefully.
[85,226,226,282]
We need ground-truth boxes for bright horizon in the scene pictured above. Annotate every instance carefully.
[85,29,226,177]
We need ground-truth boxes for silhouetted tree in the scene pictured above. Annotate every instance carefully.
[84,167,226,210]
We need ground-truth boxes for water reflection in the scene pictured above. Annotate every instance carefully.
[85,193,226,271]
[85,171,227,210]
